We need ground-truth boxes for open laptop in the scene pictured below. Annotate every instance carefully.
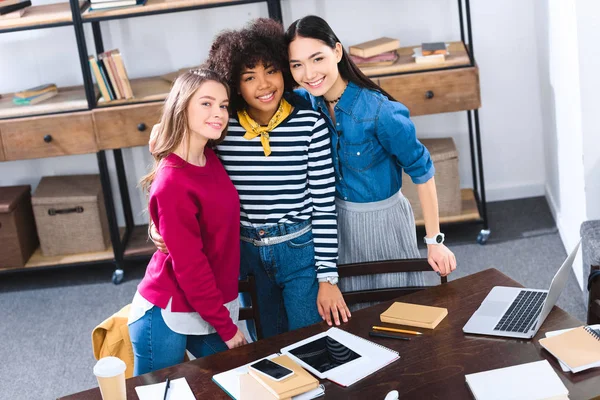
[463,240,581,339]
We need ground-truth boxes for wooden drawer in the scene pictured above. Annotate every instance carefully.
[0,112,97,161]
[375,67,481,116]
[94,103,162,150]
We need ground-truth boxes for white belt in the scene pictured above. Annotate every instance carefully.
[240,224,311,247]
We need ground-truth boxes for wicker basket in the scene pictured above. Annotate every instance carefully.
[402,138,461,221]
[32,175,110,256]
[0,185,38,268]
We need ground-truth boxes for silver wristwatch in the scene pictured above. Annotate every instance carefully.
[424,232,445,245]
[318,276,339,285]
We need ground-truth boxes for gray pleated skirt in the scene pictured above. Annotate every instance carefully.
[337,190,425,310]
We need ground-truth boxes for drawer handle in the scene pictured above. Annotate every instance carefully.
[48,206,84,216]
[137,123,147,132]
[43,135,53,143]
[425,90,435,100]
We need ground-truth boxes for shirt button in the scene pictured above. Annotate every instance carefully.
[336,123,340,126]
[357,152,361,156]
[259,229,265,236]
[340,177,343,181]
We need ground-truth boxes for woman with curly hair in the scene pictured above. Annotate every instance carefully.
[151,19,351,339]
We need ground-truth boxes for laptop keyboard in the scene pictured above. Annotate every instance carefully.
[494,290,548,333]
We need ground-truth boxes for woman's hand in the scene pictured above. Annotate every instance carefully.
[317,283,351,326]
[148,124,160,153]
[427,244,456,277]
[149,222,168,254]
[224,328,248,349]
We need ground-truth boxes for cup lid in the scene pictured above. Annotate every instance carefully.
[93,356,126,378]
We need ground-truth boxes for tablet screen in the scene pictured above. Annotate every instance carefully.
[288,336,362,373]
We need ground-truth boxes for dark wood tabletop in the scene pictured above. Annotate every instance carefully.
[59,269,600,400]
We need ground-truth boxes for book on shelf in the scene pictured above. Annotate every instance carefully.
[349,37,400,59]
[89,0,146,11]
[12,90,58,105]
[413,43,449,65]
[0,7,24,18]
[421,42,447,56]
[0,0,30,15]
[89,49,133,102]
[14,83,57,99]
[350,51,399,68]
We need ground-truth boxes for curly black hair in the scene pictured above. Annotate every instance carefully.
[207,18,294,113]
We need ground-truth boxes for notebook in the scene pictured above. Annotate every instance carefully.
[465,360,569,400]
[247,355,319,399]
[135,377,195,400]
[380,302,448,329]
[239,373,289,400]
[539,325,600,373]
[544,324,600,372]
[280,327,400,387]
[212,354,325,400]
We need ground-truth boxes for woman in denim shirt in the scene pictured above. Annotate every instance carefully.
[285,16,456,303]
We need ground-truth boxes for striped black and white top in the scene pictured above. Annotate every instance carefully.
[216,107,338,278]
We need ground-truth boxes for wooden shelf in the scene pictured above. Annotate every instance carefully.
[415,188,481,227]
[0,86,89,119]
[0,2,82,32]
[124,224,155,258]
[360,41,472,77]
[96,76,171,107]
[0,245,114,271]
[81,0,260,21]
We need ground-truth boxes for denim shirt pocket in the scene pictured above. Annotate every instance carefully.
[340,138,377,172]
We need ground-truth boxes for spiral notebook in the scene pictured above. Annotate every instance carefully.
[280,327,400,387]
[539,325,600,373]
[543,324,600,372]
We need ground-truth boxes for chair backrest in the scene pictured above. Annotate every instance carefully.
[238,275,264,340]
[337,258,447,305]
[588,265,600,325]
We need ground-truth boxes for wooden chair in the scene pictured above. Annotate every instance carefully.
[337,258,447,305]
[238,275,264,340]
[588,265,600,325]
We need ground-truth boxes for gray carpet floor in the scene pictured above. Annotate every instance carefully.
[0,197,587,400]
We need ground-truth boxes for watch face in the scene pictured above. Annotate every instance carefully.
[436,234,443,243]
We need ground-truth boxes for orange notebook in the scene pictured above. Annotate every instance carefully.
[380,302,448,329]
[247,355,319,399]
[539,326,600,373]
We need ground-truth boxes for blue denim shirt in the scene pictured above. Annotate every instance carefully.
[295,83,435,203]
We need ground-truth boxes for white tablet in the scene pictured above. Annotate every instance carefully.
[280,330,364,379]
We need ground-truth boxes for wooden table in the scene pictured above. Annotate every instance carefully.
[59,269,600,399]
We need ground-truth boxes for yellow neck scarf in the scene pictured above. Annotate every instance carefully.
[237,99,293,157]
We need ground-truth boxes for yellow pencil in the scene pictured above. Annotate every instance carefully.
[372,326,423,335]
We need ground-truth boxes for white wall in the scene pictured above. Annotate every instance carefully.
[0,0,549,227]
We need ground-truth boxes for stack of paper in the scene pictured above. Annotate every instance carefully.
[247,355,319,399]
[465,360,569,400]
[135,377,195,400]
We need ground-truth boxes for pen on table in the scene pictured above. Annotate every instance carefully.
[162,377,170,400]
[372,326,423,335]
[369,331,411,341]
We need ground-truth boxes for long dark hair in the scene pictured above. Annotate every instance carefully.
[284,15,396,101]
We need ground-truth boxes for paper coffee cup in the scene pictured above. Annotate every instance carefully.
[93,357,127,400]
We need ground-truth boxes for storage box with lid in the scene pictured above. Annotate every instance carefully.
[32,175,110,256]
[402,138,461,221]
[0,185,39,268]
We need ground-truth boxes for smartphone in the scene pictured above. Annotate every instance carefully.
[249,359,295,381]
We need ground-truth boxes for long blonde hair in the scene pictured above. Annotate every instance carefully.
[140,69,230,194]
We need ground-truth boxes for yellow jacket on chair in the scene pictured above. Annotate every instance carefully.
[91,304,134,378]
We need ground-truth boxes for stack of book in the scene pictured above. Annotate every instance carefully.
[12,84,58,105]
[349,37,400,68]
[88,49,134,102]
[88,0,146,12]
[539,324,600,373]
[413,42,449,65]
[0,0,31,19]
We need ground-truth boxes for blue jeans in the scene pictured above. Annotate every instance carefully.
[240,220,321,339]
[129,306,228,376]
